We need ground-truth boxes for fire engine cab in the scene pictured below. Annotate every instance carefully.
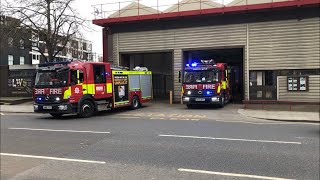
[181,59,232,108]
[33,61,152,118]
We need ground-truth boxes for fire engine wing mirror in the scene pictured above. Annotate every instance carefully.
[178,71,181,83]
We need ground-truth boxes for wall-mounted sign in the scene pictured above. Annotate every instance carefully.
[7,70,35,97]
[287,76,308,91]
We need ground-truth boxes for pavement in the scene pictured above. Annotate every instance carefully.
[238,109,320,123]
[0,97,33,105]
[0,104,33,113]
[1,101,319,123]
[1,110,319,180]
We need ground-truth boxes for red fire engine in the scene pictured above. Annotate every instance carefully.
[33,61,152,118]
[181,60,232,108]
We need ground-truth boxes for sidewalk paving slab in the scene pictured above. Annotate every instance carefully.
[238,109,320,123]
[0,97,32,105]
[0,105,33,113]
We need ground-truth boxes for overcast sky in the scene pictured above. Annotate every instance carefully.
[68,0,234,55]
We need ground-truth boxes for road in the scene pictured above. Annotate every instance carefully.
[1,104,319,180]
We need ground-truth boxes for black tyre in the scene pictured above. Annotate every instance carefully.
[130,96,140,110]
[50,113,63,118]
[78,100,95,118]
[186,104,193,109]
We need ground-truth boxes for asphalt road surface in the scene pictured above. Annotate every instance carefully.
[1,105,319,180]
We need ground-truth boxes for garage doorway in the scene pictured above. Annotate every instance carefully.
[183,48,244,103]
[121,52,173,100]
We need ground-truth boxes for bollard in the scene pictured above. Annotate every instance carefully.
[170,91,173,105]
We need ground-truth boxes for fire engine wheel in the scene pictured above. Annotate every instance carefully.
[79,100,95,118]
[130,96,140,110]
[50,113,63,118]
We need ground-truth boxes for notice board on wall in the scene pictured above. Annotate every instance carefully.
[8,70,35,96]
[287,76,308,91]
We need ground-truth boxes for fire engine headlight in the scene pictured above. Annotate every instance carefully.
[55,97,60,101]
[58,105,68,110]
[34,105,38,110]
[187,91,192,95]
[211,97,220,102]
[184,97,190,102]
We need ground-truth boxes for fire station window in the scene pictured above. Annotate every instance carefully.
[93,65,106,84]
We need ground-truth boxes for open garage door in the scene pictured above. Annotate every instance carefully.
[183,48,244,103]
[121,52,173,100]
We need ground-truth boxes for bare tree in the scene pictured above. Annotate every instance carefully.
[4,0,86,62]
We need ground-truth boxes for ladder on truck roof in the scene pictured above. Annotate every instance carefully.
[111,65,148,71]
[110,65,128,70]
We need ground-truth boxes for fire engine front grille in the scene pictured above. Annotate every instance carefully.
[34,95,64,104]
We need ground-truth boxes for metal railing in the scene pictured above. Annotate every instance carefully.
[92,0,300,19]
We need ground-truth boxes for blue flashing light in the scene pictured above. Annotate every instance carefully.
[37,97,42,101]
[206,91,214,95]
[186,64,190,67]
[191,63,197,67]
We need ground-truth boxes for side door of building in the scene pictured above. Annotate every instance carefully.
[249,71,277,100]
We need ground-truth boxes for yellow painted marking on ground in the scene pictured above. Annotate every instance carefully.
[190,119,200,121]
[118,112,207,119]
[113,117,140,119]
[110,115,199,121]
[1,153,106,164]
[152,114,166,117]
[178,168,295,180]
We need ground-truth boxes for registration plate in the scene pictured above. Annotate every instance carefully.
[195,98,205,102]
[43,106,52,110]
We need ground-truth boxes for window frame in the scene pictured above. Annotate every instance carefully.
[8,55,14,65]
[249,70,277,100]
[20,56,25,65]
[93,65,106,84]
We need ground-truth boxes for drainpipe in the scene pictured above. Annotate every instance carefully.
[246,23,250,100]
[102,27,109,62]
[117,34,120,66]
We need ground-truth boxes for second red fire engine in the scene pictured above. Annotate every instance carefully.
[33,61,152,118]
[181,60,232,108]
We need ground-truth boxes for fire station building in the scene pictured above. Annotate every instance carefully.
[93,0,320,103]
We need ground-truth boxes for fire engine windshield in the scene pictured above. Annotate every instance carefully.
[184,70,219,83]
[35,70,68,88]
